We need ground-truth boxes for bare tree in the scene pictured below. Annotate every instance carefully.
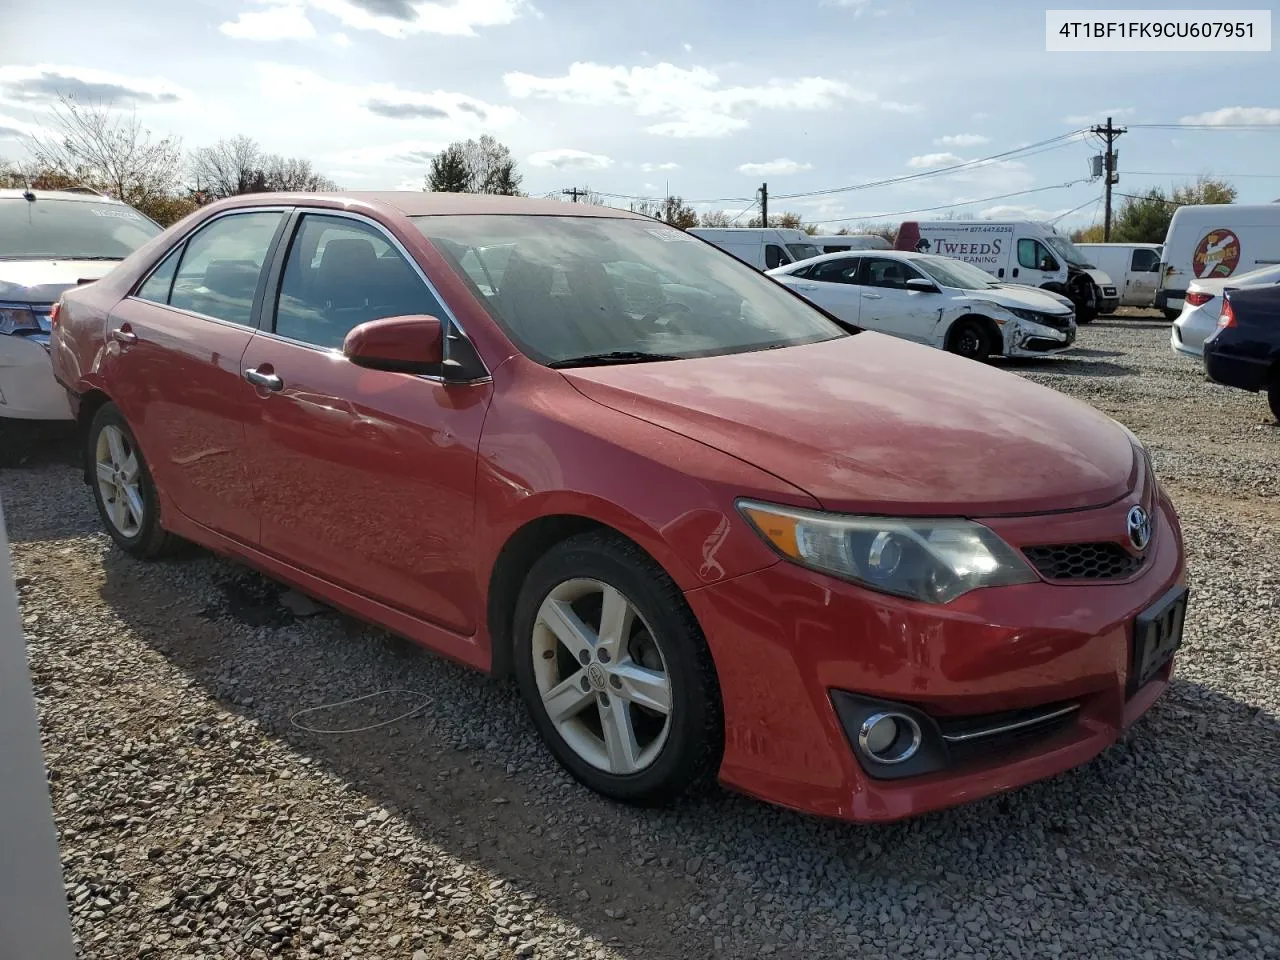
[699,209,732,227]
[190,135,262,198]
[425,136,522,195]
[27,97,182,212]
[259,154,338,192]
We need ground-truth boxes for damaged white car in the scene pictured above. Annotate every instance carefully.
[768,249,1075,362]
[1,188,160,464]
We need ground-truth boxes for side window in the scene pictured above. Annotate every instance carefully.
[275,214,447,350]
[168,212,284,325]
[810,258,861,284]
[764,244,788,270]
[135,246,181,304]
[863,257,922,289]
[1131,248,1159,272]
[1017,238,1041,270]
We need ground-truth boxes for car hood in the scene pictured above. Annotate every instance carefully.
[563,333,1136,516]
[0,258,116,305]
[967,285,1074,314]
[1080,267,1115,288]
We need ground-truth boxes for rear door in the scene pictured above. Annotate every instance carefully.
[1127,247,1161,304]
[858,257,940,343]
[782,256,863,323]
[239,210,492,634]
[103,208,288,543]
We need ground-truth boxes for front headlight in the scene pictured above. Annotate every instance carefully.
[1007,308,1059,324]
[0,304,41,336]
[738,500,1037,604]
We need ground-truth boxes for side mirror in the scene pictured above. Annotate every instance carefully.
[905,277,938,293]
[1040,257,1059,272]
[343,315,443,374]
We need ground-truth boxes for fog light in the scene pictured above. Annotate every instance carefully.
[858,712,922,765]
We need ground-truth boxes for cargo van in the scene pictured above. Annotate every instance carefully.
[1156,204,1280,319]
[1076,243,1162,310]
[896,220,1118,322]
[809,234,891,253]
[686,227,822,271]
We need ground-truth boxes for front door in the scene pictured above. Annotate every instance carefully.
[858,257,941,344]
[102,209,287,543]
[1127,248,1160,304]
[240,211,492,634]
[1014,237,1060,285]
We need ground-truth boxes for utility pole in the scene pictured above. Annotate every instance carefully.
[562,187,587,203]
[759,182,768,228]
[1092,116,1125,241]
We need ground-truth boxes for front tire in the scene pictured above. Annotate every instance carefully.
[948,319,993,362]
[513,531,722,806]
[87,403,175,558]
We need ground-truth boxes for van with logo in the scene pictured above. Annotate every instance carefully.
[1077,243,1162,310]
[896,220,1118,322]
[1155,204,1280,319]
[686,227,822,271]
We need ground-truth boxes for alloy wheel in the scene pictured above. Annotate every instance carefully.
[531,578,672,775]
[95,424,144,538]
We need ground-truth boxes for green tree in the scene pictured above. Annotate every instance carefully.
[426,144,470,192]
[1074,176,1237,244]
[425,136,522,195]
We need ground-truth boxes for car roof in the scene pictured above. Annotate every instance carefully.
[0,188,126,203]
[210,191,646,220]
[780,249,926,268]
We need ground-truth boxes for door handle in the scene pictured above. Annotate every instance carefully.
[793,283,817,291]
[244,368,283,392]
[862,292,882,300]
[1012,268,1020,278]
[109,326,137,345]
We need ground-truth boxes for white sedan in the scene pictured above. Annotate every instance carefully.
[1171,263,1280,359]
[767,250,1076,361]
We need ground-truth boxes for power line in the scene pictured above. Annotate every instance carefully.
[814,179,1091,225]
[728,199,758,225]
[1049,193,1104,224]
[1126,171,1280,179]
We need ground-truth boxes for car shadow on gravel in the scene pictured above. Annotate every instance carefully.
[995,353,1138,378]
[95,546,1280,959]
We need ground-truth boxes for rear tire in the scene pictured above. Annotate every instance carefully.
[1164,309,1181,323]
[948,319,993,362]
[513,531,722,806]
[87,403,176,558]
[1268,382,1280,423]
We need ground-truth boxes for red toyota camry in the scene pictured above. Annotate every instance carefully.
[50,193,1187,822]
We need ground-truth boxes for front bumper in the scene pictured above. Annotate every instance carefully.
[685,489,1185,822]
[0,333,73,422]
[1204,342,1271,392]
[1004,318,1075,357]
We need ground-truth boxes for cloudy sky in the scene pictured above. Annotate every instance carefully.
[1,0,1278,229]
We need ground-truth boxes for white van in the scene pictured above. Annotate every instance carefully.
[896,220,1119,322]
[1076,243,1162,310]
[809,234,891,253]
[686,227,822,271]
[1156,204,1280,319]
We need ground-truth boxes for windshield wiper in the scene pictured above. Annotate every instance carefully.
[548,350,682,369]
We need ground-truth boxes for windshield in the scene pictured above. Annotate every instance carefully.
[786,242,822,262]
[915,255,1000,290]
[0,198,161,260]
[414,215,847,365]
[1044,234,1092,268]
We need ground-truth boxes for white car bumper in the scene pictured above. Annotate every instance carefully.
[1002,318,1076,358]
[1171,301,1218,359]
[0,335,73,422]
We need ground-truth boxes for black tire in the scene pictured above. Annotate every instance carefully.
[1268,382,1280,423]
[86,403,176,558]
[948,319,992,362]
[1164,309,1181,323]
[513,531,723,806]
[1076,307,1097,325]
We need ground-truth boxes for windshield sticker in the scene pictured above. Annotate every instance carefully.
[90,208,142,221]
[646,228,695,242]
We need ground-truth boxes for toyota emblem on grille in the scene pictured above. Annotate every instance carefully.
[1126,505,1152,551]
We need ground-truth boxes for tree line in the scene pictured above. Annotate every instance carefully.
[1070,177,1237,244]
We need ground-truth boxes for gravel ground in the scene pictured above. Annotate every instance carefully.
[3,315,1278,960]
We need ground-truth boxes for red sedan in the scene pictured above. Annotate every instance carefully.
[50,193,1187,822]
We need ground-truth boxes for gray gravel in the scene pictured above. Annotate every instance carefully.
[3,314,1278,960]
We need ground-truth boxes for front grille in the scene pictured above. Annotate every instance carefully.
[1023,542,1144,581]
[1022,336,1066,352]
[939,701,1080,766]
[1036,312,1073,331]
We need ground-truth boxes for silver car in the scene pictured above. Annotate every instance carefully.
[1172,263,1280,359]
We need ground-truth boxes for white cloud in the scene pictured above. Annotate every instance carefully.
[304,0,533,38]
[324,138,445,166]
[640,161,679,172]
[0,112,40,140]
[527,148,612,170]
[737,157,812,176]
[907,151,963,169]
[504,61,912,138]
[1062,107,1134,124]
[254,62,520,128]
[980,204,1068,220]
[220,0,316,40]
[820,0,883,14]
[331,31,352,45]
[935,133,988,147]
[0,64,191,106]
[682,42,692,52]
[1180,106,1280,126]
